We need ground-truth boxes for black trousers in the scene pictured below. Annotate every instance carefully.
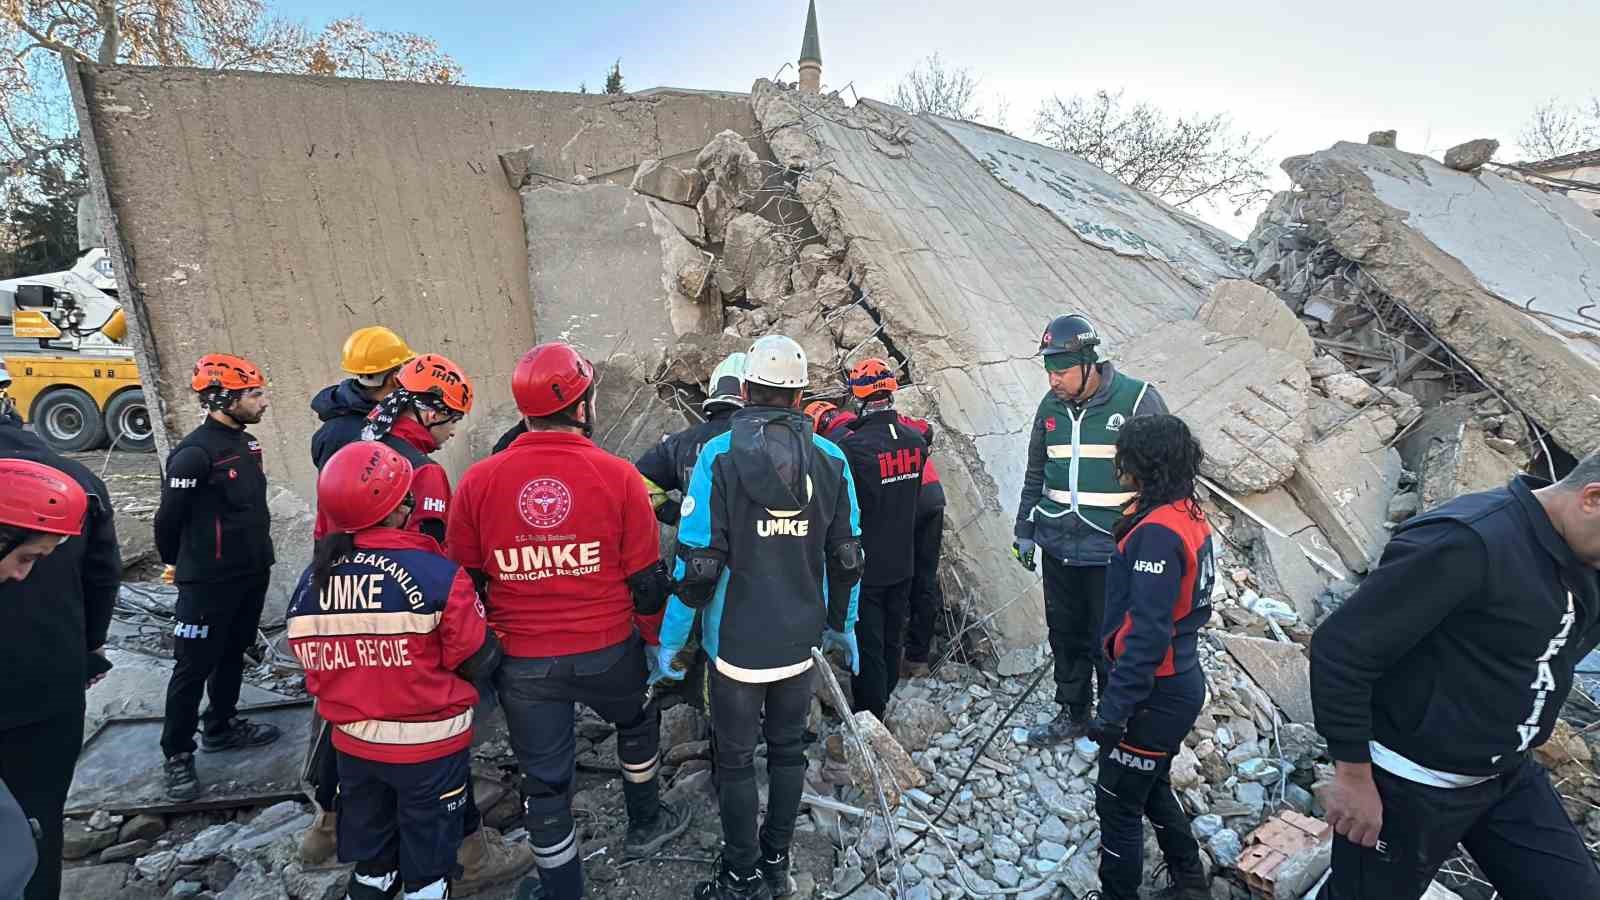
[313,720,480,835]
[337,749,471,890]
[709,666,814,875]
[1042,556,1108,712]
[494,636,660,900]
[903,500,945,664]
[1319,757,1600,900]
[160,574,269,757]
[0,706,84,900]
[854,580,913,721]
[1095,666,1205,900]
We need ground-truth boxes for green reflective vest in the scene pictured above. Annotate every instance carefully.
[1034,372,1149,534]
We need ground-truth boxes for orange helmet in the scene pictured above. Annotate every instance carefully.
[397,353,473,416]
[191,353,265,393]
[804,400,838,433]
[847,357,898,399]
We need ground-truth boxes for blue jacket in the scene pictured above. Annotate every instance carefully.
[658,406,861,677]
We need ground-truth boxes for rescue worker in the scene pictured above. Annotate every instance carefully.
[1087,415,1214,900]
[837,357,926,721]
[1013,314,1167,744]
[0,455,118,900]
[1310,453,1600,898]
[0,360,19,427]
[157,353,279,800]
[636,354,747,525]
[447,342,688,900]
[310,326,416,469]
[288,442,500,900]
[653,334,864,900]
[806,401,945,679]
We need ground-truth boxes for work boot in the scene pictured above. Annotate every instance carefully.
[756,843,795,897]
[200,717,282,752]
[163,753,200,800]
[691,858,773,900]
[453,826,534,896]
[1022,707,1091,746]
[621,800,691,859]
[1152,857,1210,899]
[298,807,337,864]
[346,870,401,900]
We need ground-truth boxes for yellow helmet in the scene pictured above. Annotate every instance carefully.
[341,326,415,376]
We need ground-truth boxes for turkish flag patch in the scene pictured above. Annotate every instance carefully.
[1044,417,1057,433]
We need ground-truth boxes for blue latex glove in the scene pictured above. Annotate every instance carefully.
[1012,538,1037,572]
[821,629,860,675]
[647,644,686,687]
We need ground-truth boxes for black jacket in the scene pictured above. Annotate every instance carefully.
[1311,476,1600,777]
[838,409,927,586]
[635,408,737,525]
[310,379,379,470]
[155,417,275,584]
[0,424,121,729]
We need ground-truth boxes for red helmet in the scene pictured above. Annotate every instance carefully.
[803,400,838,433]
[513,342,595,417]
[191,353,265,393]
[0,458,87,537]
[397,353,474,415]
[317,442,415,533]
[848,357,898,399]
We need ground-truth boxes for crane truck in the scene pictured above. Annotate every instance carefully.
[0,248,153,452]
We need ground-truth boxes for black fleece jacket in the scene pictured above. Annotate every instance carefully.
[0,424,121,729]
[1311,476,1600,777]
[155,417,274,584]
[838,409,926,586]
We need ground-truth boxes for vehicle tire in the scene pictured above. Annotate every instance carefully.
[31,387,107,453]
[105,389,155,453]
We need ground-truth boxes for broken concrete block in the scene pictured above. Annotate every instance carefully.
[1280,142,1600,457]
[720,213,793,303]
[1219,634,1314,724]
[794,243,837,289]
[498,146,558,190]
[846,711,926,810]
[1443,138,1498,172]
[814,271,852,308]
[1235,488,1343,623]
[631,159,705,206]
[649,204,723,337]
[695,129,764,203]
[676,256,713,299]
[1419,421,1521,509]
[698,182,739,243]
[884,697,951,753]
[1197,280,1314,362]
[664,333,751,387]
[649,198,705,244]
[1367,130,1397,148]
[1320,373,1379,407]
[1124,323,1309,494]
[1288,409,1404,572]
[829,303,880,351]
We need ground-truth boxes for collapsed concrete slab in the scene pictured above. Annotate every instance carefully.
[1257,142,1600,458]
[1218,634,1314,725]
[1198,280,1316,362]
[1287,405,1403,573]
[1123,323,1310,494]
[750,79,1243,648]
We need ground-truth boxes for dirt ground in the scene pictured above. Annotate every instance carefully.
[65,447,165,580]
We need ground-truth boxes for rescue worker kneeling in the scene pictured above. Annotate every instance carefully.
[1087,415,1214,900]
[288,442,499,900]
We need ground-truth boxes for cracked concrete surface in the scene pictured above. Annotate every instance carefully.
[1280,142,1600,456]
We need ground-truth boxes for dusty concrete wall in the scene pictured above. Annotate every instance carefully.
[73,60,756,499]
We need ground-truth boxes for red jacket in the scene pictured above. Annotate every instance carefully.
[313,417,453,542]
[287,528,487,764]
[447,430,663,658]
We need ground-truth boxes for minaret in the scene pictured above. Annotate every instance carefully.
[798,0,822,94]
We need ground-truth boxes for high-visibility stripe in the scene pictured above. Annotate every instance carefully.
[440,784,467,800]
[532,828,577,869]
[642,476,670,510]
[1046,444,1116,460]
[1046,488,1134,508]
[288,610,442,639]
[337,709,472,746]
[714,656,814,684]
[621,755,660,784]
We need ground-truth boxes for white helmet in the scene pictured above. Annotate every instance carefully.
[0,359,10,389]
[744,335,809,389]
[704,353,747,411]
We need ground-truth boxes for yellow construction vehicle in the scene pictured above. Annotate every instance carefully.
[0,249,154,452]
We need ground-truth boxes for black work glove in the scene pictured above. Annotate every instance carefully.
[1086,717,1125,747]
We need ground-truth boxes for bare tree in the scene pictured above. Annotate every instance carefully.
[306,17,461,82]
[1517,97,1600,161]
[892,53,1006,128]
[1033,89,1271,213]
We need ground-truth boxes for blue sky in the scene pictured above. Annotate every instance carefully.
[273,0,1600,234]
